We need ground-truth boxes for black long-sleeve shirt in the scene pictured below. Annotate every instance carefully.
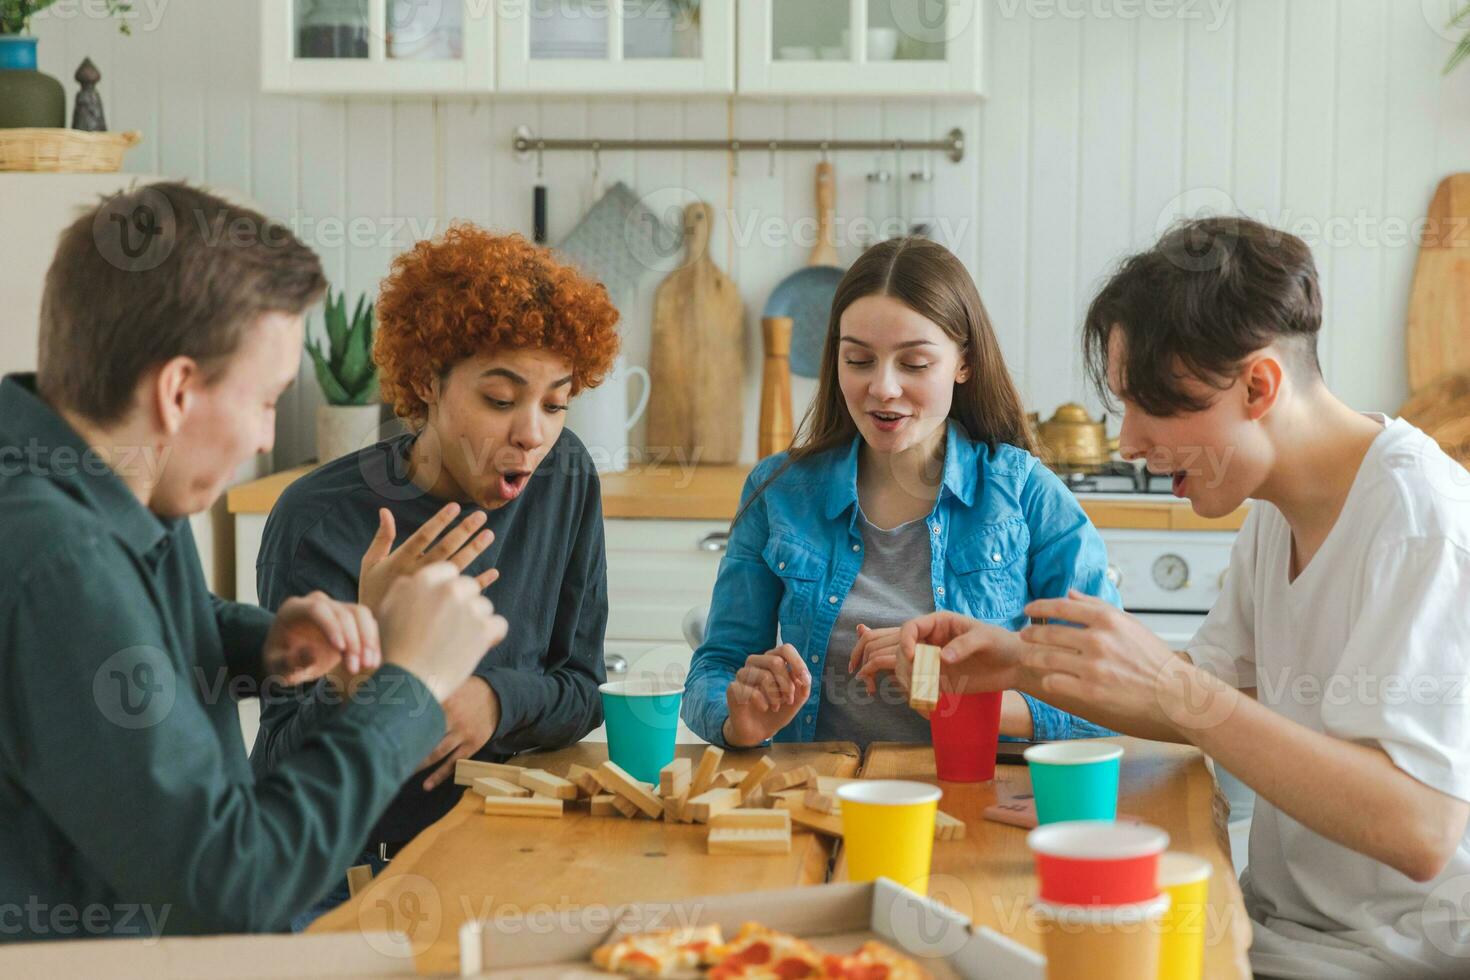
[250,430,608,842]
[0,375,445,940]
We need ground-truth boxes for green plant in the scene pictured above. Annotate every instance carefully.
[307,289,379,406]
[1446,4,1470,74]
[1,0,133,35]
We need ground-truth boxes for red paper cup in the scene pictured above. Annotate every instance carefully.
[1027,820,1170,906]
[929,690,1003,782]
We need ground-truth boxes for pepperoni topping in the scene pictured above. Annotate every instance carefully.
[773,957,817,979]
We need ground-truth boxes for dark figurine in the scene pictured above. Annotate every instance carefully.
[72,58,107,133]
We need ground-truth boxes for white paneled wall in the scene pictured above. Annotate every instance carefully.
[29,0,1470,470]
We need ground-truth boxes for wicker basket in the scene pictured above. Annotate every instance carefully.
[0,128,142,173]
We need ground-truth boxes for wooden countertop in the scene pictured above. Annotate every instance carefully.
[310,742,862,975]
[848,741,1252,979]
[227,463,1247,530]
[309,738,1250,978]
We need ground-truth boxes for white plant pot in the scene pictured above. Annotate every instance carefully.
[316,403,382,464]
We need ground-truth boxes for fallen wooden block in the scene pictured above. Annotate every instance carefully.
[816,776,857,794]
[935,810,966,841]
[566,764,603,799]
[589,794,620,817]
[708,826,792,855]
[775,797,845,837]
[592,766,656,798]
[483,794,563,819]
[346,864,373,898]
[686,787,741,823]
[517,768,579,801]
[471,776,531,799]
[762,765,818,794]
[609,794,643,819]
[804,787,840,815]
[690,745,725,797]
[458,919,483,978]
[659,757,692,799]
[738,757,776,802]
[596,761,665,818]
[455,759,524,787]
[710,808,792,831]
[713,769,745,789]
[898,643,941,711]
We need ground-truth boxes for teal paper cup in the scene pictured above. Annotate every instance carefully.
[1025,741,1124,825]
[599,680,684,784]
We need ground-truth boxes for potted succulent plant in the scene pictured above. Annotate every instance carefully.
[0,0,130,128]
[308,289,382,464]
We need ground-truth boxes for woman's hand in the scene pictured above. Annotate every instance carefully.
[723,644,812,748]
[849,624,902,695]
[896,611,1026,696]
[358,504,500,613]
[416,676,501,791]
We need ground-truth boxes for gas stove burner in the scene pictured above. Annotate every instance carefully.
[1048,459,1158,494]
[1063,471,1100,493]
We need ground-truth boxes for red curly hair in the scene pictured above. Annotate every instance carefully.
[375,223,621,426]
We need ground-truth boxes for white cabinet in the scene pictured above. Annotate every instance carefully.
[738,0,983,98]
[497,0,735,94]
[261,0,495,94]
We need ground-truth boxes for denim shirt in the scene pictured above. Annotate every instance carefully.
[682,422,1121,747]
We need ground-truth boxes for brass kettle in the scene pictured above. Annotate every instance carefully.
[1034,403,1120,472]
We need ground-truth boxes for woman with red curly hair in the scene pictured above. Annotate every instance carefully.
[250,225,621,928]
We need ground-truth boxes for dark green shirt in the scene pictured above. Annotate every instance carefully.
[0,374,445,940]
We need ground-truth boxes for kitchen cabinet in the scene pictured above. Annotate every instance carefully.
[737,0,984,98]
[261,0,495,95]
[497,0,735,94]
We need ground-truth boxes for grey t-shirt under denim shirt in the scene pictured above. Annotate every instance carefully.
[814,508,935,747]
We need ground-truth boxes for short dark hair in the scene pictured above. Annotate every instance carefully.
[1082,216,1323,416]
[38,181,327,424]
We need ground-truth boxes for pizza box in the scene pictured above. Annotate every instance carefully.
[471,879,1045,980]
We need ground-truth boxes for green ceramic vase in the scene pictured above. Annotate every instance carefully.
[0,36,66,129]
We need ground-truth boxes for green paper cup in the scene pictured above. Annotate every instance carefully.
[1025,741,1124,825]
[599,680,684,784]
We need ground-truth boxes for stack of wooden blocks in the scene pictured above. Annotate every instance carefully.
[454,745,965,854]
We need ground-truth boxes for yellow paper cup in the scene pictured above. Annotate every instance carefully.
[838,780,942,895]
[1156,852,1212,980]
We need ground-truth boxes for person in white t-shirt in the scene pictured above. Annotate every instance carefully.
[897,217,1470,978]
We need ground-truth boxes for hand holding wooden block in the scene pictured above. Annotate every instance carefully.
[897,643,941,711]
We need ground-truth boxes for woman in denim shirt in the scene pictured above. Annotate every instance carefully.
[682,237,1120,749]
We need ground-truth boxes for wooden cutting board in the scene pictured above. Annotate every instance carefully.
[646,201,745,465]
[1398,371,1470,468]
[1406,174,1470,394]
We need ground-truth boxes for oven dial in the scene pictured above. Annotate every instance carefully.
[1152,554,1189,591]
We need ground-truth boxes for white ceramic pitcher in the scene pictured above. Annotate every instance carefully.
[567,355,650,473]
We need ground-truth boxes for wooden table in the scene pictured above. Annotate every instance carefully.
[310,743,861,975]
[846,739,1252,980]
[312,738,1251,978]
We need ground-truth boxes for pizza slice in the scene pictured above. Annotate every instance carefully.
[819,940,932,980]
[591,923,725,978]
[707,922,826,979]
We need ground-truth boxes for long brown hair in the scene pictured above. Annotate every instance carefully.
[736,237,1035,526]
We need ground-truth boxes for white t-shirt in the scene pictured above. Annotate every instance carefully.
[1188,416,1470,979]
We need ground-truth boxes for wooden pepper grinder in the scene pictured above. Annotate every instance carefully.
[759,316,793,458]
[72,58,106,132]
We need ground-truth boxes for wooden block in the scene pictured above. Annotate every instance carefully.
[762,765,818,793]
[710,808,791,831]
[596,761,665,818]
[589,794,620,817]
[774,797,845,837]
[934,810,966,841]
[743,786,770,810]
[686,787,741,823]
[483,794,563,819]
[816,776,858,794]
[593,766,657,799]
[471,776,531,799]
[708,826,792,855]
[609,794,642,819]
[566,764,603,799]
[804,787,840,815]
[517,769,579,801]
[689,746,725,797]
[455,759,524,787]
[714,769,745,789]
[346,864,373,898]
[906,643,941,711]
[659,757,692,798]
[738,757,776,802]
[664,788,692,823]
[458,919,483,978]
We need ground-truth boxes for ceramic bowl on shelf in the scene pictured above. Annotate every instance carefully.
[867,28,899,60]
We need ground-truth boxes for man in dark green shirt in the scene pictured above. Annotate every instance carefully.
[0,183,506,941]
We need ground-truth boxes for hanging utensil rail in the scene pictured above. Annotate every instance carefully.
[512,125,966,164]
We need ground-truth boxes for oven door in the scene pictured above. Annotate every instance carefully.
[1131,611,1206,650]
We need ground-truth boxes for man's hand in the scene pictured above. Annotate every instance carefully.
[359,504,500,613]
[1020,590,1226,736]
[263,591,380,684]
[724,644,812,748]
[895,611,1026,696]
[849,625,901,695]
[417,676,501,791]
[378,563,509,704]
